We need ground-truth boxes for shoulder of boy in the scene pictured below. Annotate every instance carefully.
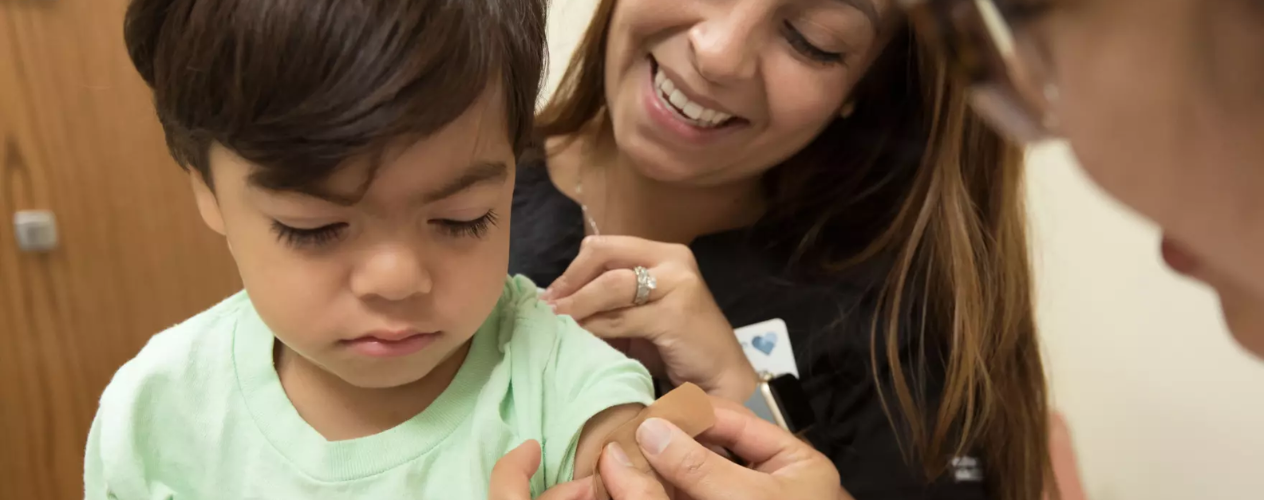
[97,291,247,415]
[87,299,235,472]
[495,275,652,389]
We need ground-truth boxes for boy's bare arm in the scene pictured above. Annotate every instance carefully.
[571,383,716,500]
[573,403,645,480]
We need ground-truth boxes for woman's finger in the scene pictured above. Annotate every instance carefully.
[696,407,822,473]
[553,261,682,320]
[577,303,660,341]
[545,236,683,300]
[705,394,756,416]
[597,443,672,500]
[634,418,766,500]
[551,268,639,320]
[487,440,542,500]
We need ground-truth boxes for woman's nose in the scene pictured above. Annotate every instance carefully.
[688,7,761,84]
[350,244,433,301]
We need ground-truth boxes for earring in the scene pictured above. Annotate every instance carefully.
[840,102,856,118]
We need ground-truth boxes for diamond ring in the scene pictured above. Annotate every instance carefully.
[632,266,656,306]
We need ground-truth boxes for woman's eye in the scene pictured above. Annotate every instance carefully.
[782,21,845,64]
[433,210,499,239]
[271,221,347,249]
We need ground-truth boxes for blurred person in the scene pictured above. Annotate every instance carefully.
[1015,0,1264,355]
[492,0,1264,499]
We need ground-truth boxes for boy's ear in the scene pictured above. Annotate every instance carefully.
[189,171,226,236]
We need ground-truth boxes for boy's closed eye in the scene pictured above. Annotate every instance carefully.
[262,159,512,250]
[271,221,349,248]
[431,209,500,238]
[269,210,500,249]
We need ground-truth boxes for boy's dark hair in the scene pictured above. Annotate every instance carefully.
[123,0,546,197]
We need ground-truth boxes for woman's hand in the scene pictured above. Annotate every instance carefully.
[598,398,852,500]
[543,235,758,402]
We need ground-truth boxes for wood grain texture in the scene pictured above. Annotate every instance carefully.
[1,1,241,499]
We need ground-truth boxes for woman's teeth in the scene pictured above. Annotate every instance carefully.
[654,68,732,128]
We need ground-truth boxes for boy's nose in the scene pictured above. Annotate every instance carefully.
[350,245,433,301]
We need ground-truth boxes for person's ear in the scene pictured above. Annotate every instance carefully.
[189,170,226,236]
[839,101,856,119]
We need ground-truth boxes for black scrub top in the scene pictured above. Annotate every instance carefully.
[509,160,988,500]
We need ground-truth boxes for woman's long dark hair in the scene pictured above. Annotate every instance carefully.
[537,4,1051,500]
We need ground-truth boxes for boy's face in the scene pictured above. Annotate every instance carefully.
[192,91,515,388]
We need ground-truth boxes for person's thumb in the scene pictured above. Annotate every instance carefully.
[598,443,670,500]
[488,440,542,500]
[636,418,762,500]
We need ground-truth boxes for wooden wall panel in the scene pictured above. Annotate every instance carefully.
[1,1,241,498]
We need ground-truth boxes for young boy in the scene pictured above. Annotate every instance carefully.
[85,0,653,498]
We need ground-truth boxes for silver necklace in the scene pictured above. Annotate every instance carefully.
[576,164,602,236]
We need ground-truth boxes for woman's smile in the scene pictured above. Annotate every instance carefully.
[641,57,749,147]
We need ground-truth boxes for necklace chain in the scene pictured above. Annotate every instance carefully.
[576,163,602,236]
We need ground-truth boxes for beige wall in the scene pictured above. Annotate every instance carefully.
[543,0,601,104]
[543,4,1264,499]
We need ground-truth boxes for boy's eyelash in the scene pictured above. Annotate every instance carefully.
[270,211,498,249]
[271,221,347,249]
[782,22,845,64]
[433,210,499,239]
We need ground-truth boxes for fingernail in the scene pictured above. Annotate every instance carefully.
[548,302,558,313]
[606,442,634,467]
[540,288,554,301]
[636,418,673,456]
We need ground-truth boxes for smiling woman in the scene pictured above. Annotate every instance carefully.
[510,0,1050,498]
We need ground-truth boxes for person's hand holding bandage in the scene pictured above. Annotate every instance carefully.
[489,395,850,500]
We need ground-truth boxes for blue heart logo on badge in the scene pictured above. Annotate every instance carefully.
[751,332,778,355]
[733,318,798,376]
[735,319,799,377]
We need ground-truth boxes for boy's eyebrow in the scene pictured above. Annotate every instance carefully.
[420,160,510,203]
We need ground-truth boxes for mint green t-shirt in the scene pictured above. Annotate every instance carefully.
[84,275,653,499]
